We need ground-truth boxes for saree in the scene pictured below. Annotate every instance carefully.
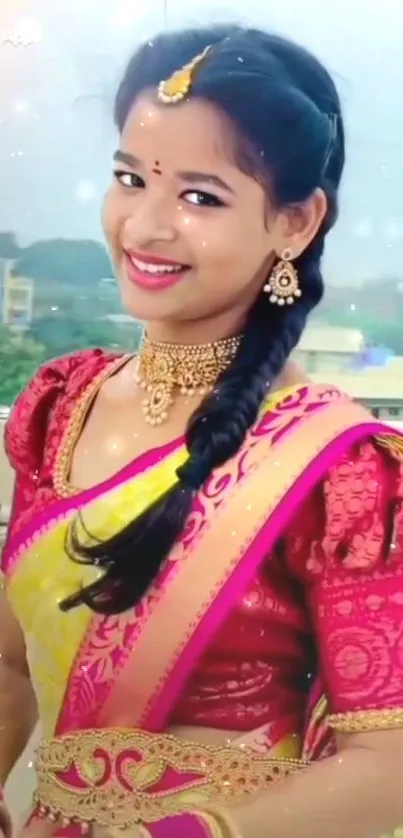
[2,382,402,837]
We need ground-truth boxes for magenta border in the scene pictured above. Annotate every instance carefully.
[143,420,399,731]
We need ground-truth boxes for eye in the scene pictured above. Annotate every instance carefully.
[113,170,145,189]
[182,190,225,208]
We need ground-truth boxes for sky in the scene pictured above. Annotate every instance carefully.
[1,0,403,285]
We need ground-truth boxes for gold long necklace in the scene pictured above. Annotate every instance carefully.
[135,335,241,426]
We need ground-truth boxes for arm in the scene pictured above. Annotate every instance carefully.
[222,439,403,838]
[0,584,37,784]
[230,728,403,838]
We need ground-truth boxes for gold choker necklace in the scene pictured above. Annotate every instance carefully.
[135,335,241,426]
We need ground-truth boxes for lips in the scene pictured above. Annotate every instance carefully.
[123,250,190,291]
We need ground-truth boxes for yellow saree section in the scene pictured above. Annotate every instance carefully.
[6,445,187,736]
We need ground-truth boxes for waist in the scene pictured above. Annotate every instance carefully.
[34,727,308,830]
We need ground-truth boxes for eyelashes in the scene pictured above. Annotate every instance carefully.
[184,191,225,207]
[113,170,226,209]
[113,170,144,189]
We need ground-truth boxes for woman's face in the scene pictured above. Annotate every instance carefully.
[103,94,298,337]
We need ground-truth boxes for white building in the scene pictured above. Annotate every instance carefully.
[311,369,403,421]
[295,324,403,420]
[295,324,364,373]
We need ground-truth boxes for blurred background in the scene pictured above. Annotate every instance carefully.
[1,0,403,820]
[1,0,403,414]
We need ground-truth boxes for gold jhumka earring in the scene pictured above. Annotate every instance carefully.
[264,248,302,306]
[157,45,212,104]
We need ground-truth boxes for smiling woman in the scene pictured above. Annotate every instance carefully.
[103,95,280,330]
[2,22,403,838]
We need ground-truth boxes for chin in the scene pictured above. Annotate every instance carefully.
[118,281,188,325]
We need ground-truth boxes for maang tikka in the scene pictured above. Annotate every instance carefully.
[157,46,212,104]
[264,248,302,306]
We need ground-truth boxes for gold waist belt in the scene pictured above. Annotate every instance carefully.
[34,728,306,830]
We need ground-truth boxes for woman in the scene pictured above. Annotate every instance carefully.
[1,23,403,838]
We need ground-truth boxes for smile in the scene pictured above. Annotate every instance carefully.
[123,250,191,291]
[128,255,187,275]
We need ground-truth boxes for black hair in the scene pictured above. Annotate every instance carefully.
[61,24,345,614]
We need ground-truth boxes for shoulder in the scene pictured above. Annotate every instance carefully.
[4,348,122,474]
[287,433,403,579]
[323,434,400,534]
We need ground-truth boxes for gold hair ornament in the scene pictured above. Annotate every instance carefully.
[264,248,302,306]
[157,46,212,104]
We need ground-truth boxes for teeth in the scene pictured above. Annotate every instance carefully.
[130,256,184,275]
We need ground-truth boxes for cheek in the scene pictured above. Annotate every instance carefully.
[177,212,241,267]
[194,212,272,291]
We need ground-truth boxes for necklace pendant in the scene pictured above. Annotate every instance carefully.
[142,380,174,426]
[137,334,242,428]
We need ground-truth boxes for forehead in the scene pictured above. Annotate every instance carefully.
[120,94,238,170]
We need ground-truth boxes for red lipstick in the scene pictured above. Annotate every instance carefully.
[123,249,190,291]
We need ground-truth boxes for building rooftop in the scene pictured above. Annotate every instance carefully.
[311,367,403,401]
[297,324,364,354]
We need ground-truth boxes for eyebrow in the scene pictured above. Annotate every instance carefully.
[113,150,141,168]
[177,170,235,195]
[113,150,236,196]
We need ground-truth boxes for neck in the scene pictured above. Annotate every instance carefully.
[145,307,248,345]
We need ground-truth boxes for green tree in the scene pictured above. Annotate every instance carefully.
[360,319,403,355]
[11,237,122,324]
[30,314,141,361]
[0,326,44,405]
[0,232,20,259]
[14,238,112,286]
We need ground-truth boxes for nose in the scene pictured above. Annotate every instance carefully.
[123,191,177,247]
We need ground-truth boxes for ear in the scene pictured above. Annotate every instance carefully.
[276,188,328,257]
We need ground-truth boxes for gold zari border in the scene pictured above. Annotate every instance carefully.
[34,728,307,829]
[327,708,403,733]
[53,354,132,497]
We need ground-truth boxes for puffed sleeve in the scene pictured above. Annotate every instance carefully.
[287,437,403,733]
[4,349,111,540]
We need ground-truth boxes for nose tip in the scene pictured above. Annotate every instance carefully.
[121,191,180,247]
[124,220,177,246]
